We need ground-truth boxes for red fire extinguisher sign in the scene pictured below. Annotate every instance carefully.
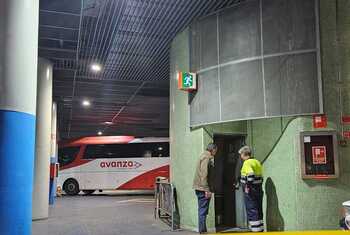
[313,115,327,128]
[312,146,327,165]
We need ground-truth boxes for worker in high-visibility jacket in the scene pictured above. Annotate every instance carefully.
[239,146,264,232]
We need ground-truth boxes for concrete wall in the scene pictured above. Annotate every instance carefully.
[293,0,350,230]
[170,0,350,231]
[170,29,248,231]
[250,115,350,231]
[251,1,350,231]
[170,28,207,231]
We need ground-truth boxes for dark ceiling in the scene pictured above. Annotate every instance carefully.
[38,0,242,139]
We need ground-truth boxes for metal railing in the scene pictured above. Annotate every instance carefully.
[154,177,180,231]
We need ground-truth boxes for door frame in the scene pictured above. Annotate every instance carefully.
[212,134,247,231]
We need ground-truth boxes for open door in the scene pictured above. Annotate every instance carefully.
[213,135,248,232]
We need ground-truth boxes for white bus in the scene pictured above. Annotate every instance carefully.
[58,136,170,195]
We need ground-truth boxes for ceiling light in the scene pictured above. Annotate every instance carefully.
[82,100,91,107]
[91,63,102,72]
[97,131,103,136]
[104,121,113,125]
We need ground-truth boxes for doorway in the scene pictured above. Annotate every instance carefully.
[213,135,247,232]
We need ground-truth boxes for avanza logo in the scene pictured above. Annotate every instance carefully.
[99,160,142,169]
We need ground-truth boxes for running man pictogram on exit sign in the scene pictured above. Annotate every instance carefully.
[177,71,197,91]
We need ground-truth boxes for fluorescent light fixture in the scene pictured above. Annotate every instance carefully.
[82,100,91,107]
[104,121,113,125]
[97,131,103,136]
[91,63,102,72]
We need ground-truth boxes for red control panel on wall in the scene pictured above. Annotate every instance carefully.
[300,131,339,179]
[313,115,327,128]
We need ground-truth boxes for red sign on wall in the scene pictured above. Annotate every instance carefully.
[312,146,327,165]
[343,131,350,139]
[342,116,350,124]
[50,163,59,178]
[313,115,327,128]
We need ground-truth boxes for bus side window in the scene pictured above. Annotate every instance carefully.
[84,145,106,159]
[83,143,170,159]
[84,144,140,159]
[143,150,153,158]
[58,147,80,166]
[154,142,169,158]
[139,142,169,158]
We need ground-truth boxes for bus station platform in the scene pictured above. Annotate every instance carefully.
[33,192,346,235]
[32,194,195,235]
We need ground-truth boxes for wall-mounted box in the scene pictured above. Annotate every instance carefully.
[300,131,339,179]
[313,114,327,128]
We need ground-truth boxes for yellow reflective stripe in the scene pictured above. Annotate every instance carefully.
[214,231,346,235]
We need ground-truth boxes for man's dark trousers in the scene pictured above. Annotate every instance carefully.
[195,190,210,233]
[244,185,264,232]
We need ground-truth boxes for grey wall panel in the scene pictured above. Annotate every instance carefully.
[281,53,319,115]
[199,15,218,69]
[262,0,316,55]
[219,0,261,63]
[187,0,321,127]
[190,22,200,72]
[265,52,319,116]
[190,69,220,125]
[220,60,265,120]
[264,56,282,116]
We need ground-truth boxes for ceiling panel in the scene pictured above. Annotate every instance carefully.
[38,0,244,139]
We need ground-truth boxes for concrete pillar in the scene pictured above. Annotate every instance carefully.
[32,58,53,220]
[0,0,39,234]
[49,102,58,205]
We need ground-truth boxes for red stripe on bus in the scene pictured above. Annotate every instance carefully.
[117,165,170,190]
[59,136,135,147]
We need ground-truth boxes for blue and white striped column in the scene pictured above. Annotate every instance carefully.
[49,102,58,205]
[0,0,39,234]
[32,58,53,220]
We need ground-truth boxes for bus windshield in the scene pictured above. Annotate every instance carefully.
[58,146,80,167]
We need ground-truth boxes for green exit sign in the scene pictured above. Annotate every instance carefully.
[177,71,197,91]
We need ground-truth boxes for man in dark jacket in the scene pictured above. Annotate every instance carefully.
[193,143,217,234]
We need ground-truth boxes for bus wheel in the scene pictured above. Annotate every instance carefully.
[82,190,95,195]
[63,179,80,196]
